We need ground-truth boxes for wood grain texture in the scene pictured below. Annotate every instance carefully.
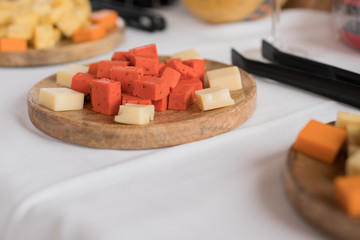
[27,58,257,149]
[285,148,360,240]
[0,27,124,67]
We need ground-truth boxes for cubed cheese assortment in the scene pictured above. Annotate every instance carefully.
[40,44,242,125]
[0,0,119,51]
[293,111,360,217]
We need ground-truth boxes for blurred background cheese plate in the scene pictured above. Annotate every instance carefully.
[0,0,124,67]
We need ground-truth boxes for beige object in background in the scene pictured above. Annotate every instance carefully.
[181,0,288,24]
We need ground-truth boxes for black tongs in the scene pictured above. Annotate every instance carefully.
[231,40,360,108]
[90,0,166,32]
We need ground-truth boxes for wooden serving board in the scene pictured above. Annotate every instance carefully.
[27,58,257,149]
[0,27,124,67]
[285,147,360,240]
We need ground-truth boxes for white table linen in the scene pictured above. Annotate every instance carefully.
[1,2,360,240]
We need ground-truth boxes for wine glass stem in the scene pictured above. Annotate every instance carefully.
[271,0,281,47]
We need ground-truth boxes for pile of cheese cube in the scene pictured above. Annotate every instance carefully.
[0,0,91,49]
[39,46,243,125]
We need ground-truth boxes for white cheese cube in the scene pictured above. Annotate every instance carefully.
[39,88,84,111]
[195,86,235,111]
[125,103,154,121]
[56,64,89,88]
[170,49,203,60]
[207,66,242,91]
[336,111,360,129]
[346,150,360,175]
[114,104,155,125]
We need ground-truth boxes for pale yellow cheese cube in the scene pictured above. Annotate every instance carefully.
[0,10,12,26]
[7,24,33,40]
[0,26,8,38]
[207,66,242,91]
[73,7,89,24]
[348,144,360,157]
[125,103,155,121]
[347,124,360,145]
[170,49,203,60]
[195,86,235,111]
[56,64,89,88]
[74,0,91,15]
[11,10,38,27]
[50,6,68,23]
[51,0,75,9]
[32,1,52,16]
[33,25,58,49]
[114,104,155,125]
[336,111,360,129]
[38,14,54,25]
[39,88,84,111]
[0,1,22,11]
[346,150,360,175]
[55,11,84,37]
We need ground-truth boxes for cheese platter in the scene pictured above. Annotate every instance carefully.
[27,57,257,149]
[285,118,360,240]
[0,25,124,67]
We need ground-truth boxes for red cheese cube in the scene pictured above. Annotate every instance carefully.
[176,78,203,99]
[158,62,166,76]
[91,79,121,115]
[71,72,97,95]
[129,43,158,58]
[133,76,169,101]
[110,66,144,93]
[97,60,130,78]
[111,51,129,61]
[152,96,168,112]
[160,67,181,91]
[121,93,152,105]
[166,60,198,80]
[88,62,98,75]
[131,56,159,76]
[182,59,205,82]
[168,85,194,110]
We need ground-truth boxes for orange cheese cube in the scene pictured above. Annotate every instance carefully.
[334,175,360,217]
[0,38,27,52]
[293,120,347,163]
[72,24,106,43]
[90,9,118,30]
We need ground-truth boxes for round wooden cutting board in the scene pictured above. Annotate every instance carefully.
[0,26,124,67]
[285,148,360,240]
[27,58,257,149]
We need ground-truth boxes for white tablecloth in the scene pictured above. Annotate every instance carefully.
[1,2,360,240]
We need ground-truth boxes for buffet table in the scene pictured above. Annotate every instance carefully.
[1,2,359,240]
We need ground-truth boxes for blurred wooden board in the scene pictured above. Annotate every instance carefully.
[27,57,257,149]
[285,147,360,240]
[0,26,124,67]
